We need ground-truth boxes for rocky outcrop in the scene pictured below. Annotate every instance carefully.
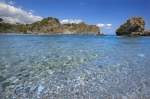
[28,17,100,34]
[0,22,20,33]
[62,23,99,34]
[0,18,3,22]
[26,17,62,34]
[116,17,145,36]
[0,17,100,34]
[143,30,150,36]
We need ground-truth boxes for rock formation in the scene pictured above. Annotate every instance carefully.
[62,22,99,34]
[116,17,146,36]
[26,17,62,34]
[0,18,3,22]
[143,30,150,36]
[0,17,100,34]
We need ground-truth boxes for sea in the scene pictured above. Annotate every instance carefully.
[0,34,150,99]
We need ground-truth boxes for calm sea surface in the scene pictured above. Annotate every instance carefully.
[0,35,150,99]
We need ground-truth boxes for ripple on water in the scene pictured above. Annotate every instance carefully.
[0,35,150,99]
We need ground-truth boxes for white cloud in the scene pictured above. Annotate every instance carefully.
[97,23,112,29]
[106,24,112,27]
[96,24,105,28]
[105,24,112,29]
[0,2,43,24]
[61,19,83,24]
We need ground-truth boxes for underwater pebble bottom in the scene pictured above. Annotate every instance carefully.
[0,35,150,99]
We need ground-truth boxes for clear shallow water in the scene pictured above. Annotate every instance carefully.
[0,35,150,99]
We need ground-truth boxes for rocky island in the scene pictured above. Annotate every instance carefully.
[0,17,100,34]
[143,30,150,36]
[116,17,150,36]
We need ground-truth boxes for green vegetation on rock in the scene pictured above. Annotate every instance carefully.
[0,17,100,34]
[116,17,148,36]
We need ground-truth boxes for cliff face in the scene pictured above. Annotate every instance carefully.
[27,17,62,34]
[143,30,150,36]
[0,17,100,34]
[0,22,20,33]
[0,18,3,22]
[116,17,146,36]
[62,23,99,34]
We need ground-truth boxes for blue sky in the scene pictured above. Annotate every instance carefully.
[0,0,150,34]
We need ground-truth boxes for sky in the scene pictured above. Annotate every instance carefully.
[0,0,150,35]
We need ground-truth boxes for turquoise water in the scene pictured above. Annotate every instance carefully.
[0,35,150,99]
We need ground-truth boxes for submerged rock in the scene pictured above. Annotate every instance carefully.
[116,17,145,36]
[0,76,6,82]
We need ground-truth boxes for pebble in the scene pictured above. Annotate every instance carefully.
[37,84,44,95]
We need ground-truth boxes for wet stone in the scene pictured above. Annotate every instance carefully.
[0,35,150,99]
[2,81,12,90]
[0,76,6,82]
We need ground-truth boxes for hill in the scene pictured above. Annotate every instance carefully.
[0,17,100,34]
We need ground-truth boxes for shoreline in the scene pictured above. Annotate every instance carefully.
[0,33,105,36]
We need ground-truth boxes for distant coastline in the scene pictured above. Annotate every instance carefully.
[1,16,150,36]
[0,17,100,35]
[0,32,101,35]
